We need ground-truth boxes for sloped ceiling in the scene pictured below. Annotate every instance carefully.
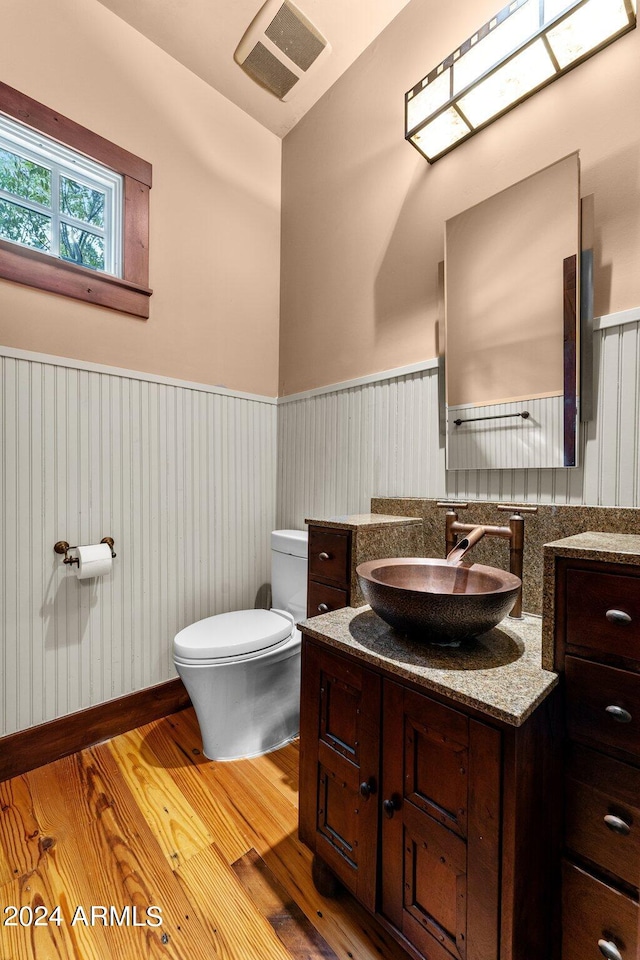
[95,0,413,137]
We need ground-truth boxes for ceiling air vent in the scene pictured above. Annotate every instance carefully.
[235,0,330,101]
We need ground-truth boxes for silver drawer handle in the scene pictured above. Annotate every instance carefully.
[317,603,329,614]
[606,609,632,625]
[606,705,633,724]
[318,552,330,561]
[598,940,623,960]
[604,814,631,836]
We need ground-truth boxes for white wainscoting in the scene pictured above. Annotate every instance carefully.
[446,395,566,471]
[277,369,445,530]
[0,349,277,736]
[277,316,640,529]
[4,313,639,736]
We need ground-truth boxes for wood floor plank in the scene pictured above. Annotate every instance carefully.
[0,868,111,960]
[107,727,214,871]
[135,714,253,864]
[176,842,293,960]
[178,709,299,823]
[0,770,112,960]
[0,776,48,884]
[21,745,221,960]
[244,743,300,808]
[1,709,411,960]
[0,852,13,888]
[173,712,410,960]
[233,848,339,959]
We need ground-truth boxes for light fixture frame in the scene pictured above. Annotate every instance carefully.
[405,0,636,163]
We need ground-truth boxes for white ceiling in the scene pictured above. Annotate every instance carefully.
[95,0,413,138]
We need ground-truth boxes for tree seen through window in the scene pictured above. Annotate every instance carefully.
[0,138,110,272]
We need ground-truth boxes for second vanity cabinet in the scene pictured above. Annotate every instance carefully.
[299,635,560,960]
[305,515,425,619]
[548,546,640,960]
[307,525,352,617]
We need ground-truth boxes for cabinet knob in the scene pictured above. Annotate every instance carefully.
[604,814,631,836]
[318,603,329,614]
[318,552,330,561]
[598,940,623,960]
[359,779,376,800]
[606,705,633,724]
[606,609,632,625]
[383,797,399,819]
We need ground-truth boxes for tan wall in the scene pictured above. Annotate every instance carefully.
[0,0,282,397]
[280,0,640,397]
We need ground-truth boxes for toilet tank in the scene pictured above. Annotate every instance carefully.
[271,530,308,623]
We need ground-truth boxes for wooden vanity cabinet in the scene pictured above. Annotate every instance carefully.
[380,682,501,960]
[299,637,560,960]
[553,557,640,960]
[306,526,352,618]
[298,640,380,909]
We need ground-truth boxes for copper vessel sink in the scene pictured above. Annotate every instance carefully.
[356,558,521,644]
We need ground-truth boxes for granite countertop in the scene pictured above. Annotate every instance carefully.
[543,531,640,564]
[305,513,422,530]
[300,606,557,727]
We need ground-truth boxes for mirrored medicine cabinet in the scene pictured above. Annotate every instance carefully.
[444,153,585,471]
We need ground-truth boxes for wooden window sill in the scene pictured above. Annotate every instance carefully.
[0,238,152,318]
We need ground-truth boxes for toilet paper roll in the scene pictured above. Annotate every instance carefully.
[76,542,113,580]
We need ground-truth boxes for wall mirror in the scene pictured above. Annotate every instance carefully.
[444,153,580,470]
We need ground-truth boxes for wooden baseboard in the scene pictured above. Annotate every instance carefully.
[0,678,190,782]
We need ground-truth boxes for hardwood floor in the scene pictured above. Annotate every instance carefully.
[0,708,408,960]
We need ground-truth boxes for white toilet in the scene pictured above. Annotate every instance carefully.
[173,529,308,761]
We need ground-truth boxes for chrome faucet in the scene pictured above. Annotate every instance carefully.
[437,502,538,619]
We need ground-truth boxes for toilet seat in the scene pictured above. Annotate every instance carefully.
[173,608,294,661]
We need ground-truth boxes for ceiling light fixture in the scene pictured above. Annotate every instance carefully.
[405,0,636,162]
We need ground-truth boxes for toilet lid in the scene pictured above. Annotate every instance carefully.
[173,609,294,660]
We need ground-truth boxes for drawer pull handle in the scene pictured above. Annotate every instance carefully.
[606,609,632,625]
[359,779,376,800]
[318,603,329,614]
[606,705,633,724]
[604,814,631,836]
[598,940,623,960]
[318,552,330,561]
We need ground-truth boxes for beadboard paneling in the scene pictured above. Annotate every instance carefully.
[446,395,567,471]
[0,352,277,737]
[277,319,640,529]
[277,371,444,529]
[4,317,639,736]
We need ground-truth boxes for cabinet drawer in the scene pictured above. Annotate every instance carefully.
[565,743,640,889]
[565,566,640,665]
[566,656,640,761]
[308,528,350,586]
[562,861,638,960]
[307,579,349,618]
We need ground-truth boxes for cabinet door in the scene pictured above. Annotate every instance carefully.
[299,641,381,910]
[380,680,501,960]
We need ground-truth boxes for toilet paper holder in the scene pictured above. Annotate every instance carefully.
[54,537,116,565]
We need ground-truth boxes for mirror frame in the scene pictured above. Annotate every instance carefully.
[443,155,580,471]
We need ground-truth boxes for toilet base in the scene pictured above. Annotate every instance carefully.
[174,636,301,762]
[201,731,298,763]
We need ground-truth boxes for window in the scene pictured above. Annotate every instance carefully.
[0,115,122,276]
[0,81,151,318]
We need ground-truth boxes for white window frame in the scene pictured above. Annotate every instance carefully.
[0,113,123,277]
